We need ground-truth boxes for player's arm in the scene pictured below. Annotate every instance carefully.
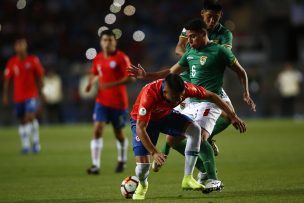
[175,36,188,57]
[221,31,233,49]
[136,120,166,165]
[229,60,256,112]
[186,83,246,133]
[100,76,135,89]
[205,91,246,133]
[128,63,187,81]
[85,74,98,92]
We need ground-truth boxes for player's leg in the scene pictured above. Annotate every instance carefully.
[25,98,40,153]
[159,112,204,191]
[208,89,234,156]
[195,102,224,193]
[110,108,128,173]
[87,103,107,175]
[15,102,31,154]
[131,119,157,200]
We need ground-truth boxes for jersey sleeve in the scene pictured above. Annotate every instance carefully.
[136,90,153,122]
[119,52,131,77]
[180,28,188,38]
[221,30,233,49]
[91,58,98,76]
[4,60,13,80]
[184,82,208,100]
[178,52,189,67]
[32,56,44,77]
[220,46,237,67]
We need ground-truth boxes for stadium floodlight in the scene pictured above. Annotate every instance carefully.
[105,13,116,25]
[113,0,125,7]
[16,0,26,10]
[112,28,122,39]
[124,5,136,16]
[133,30,145,42]
[85,48,97,60]
[97,26,109,36]
[110,4,121,13]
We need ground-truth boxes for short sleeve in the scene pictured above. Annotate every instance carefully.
[137,90,153,122]
[178,52,189,67]
[32,56,44,76]
[119,53,131,77]
[184,82,208,100]
[4,60,13,80]
[221,31,233,49]
[180,28,188,38]
[91,58,98,76]
[220,46,236,67]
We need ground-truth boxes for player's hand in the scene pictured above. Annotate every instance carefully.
[85,84,92,92]
[230,114,246,133]
[128,64,146,79]
[2,95,8,106]
[243,92,256,112]
[152,152,166,166]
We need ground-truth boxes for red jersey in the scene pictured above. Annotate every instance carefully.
[4,55,44,103]
[91,50,131,110]
[131,79,208,122]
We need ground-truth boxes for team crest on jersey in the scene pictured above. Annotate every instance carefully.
[200,56,208,65]
[109,61,117,69]
[139,107,147,116]
[25,63,31,69]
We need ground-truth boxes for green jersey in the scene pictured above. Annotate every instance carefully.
[178,42,236,102]
[179,23,233,82]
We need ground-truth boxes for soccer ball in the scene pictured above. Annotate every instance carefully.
[120,176,139,199]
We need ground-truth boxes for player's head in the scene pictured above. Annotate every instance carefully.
[201,0,223,30]
[163,74,185,106]
[14,37,28,55]
[185,19,208,49]
[100,30,117,53]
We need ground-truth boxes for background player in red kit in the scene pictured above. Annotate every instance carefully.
[130,74,246,200]
[85,30,135,174]
[3,38,44,154]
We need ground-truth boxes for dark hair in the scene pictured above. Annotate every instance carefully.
[184,18,207,32]
[203,0,222,12]
[165,74,185,93]
[100,30,116,38]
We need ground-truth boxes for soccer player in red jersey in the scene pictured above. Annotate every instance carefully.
[130,74,245,200]
[3,38,44,154]
[85,30,135,174]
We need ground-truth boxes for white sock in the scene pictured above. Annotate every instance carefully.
[184,122,201,176]
[31,119,40,145]
[116,138,128,162]
[90,138,103,168]
[18,124,30,149]
[135,163,150,187]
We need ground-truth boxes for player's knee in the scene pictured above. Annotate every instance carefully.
[201,129,210,142]
[94,123,103,138]
[114,129,124,141]
[186,122,201,138]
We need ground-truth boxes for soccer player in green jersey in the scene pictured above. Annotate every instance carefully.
[129,19,255,193]
[175,0,234,158]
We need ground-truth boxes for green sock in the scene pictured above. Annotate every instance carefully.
[161,142,171,155]
[199,141,217,180]
[172,140,206,173]
[209,115,231,140]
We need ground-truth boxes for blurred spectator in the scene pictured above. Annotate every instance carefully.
[42,69,63,123]
[276,63,303,117]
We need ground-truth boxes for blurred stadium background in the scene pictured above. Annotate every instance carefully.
[1,0,304,125]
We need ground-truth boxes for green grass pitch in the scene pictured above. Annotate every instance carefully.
[0,120,304,202]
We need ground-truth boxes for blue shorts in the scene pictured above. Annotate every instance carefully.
[131,111,192,156]
[15,98,38,118]
[93,103,128,129]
